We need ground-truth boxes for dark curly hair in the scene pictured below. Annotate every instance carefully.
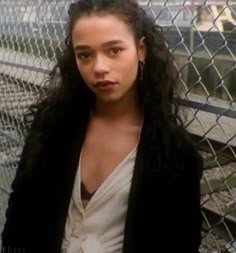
[24,0,184,171]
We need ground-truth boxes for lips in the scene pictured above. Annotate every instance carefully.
[94,80,117,87]
[93,80,118,92]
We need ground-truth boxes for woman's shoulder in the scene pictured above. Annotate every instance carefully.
[170,126,199,154]
[168,126,204,176]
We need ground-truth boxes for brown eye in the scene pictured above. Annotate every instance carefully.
[109,48,123,56]
[76,52,91,61]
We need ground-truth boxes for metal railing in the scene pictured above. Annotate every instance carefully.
[0,0,235,252]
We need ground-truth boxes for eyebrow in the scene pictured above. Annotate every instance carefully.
[74,40,125,50]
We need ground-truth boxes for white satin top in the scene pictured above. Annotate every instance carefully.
[61,146,137,253]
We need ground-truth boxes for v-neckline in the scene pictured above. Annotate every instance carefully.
[77,119,143,212]
[78,144,138,212]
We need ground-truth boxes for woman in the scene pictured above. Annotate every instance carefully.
[1,0,203,252]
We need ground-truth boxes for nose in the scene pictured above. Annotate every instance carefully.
[93,55,110,75]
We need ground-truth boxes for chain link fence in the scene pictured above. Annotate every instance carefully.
[0,0,236,252]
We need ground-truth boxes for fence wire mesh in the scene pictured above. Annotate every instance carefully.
[0,0,236,252]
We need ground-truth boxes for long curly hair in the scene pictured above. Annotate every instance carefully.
[24,0,184,171]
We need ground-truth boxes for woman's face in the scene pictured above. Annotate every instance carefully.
[71,14,146,104]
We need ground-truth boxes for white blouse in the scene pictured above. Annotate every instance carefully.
[61,146,137,253]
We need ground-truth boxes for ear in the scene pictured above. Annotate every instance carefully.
[138,36,146,62]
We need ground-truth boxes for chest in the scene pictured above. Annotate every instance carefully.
[80,123,140,193]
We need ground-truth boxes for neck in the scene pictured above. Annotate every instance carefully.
[93,93,143,126]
